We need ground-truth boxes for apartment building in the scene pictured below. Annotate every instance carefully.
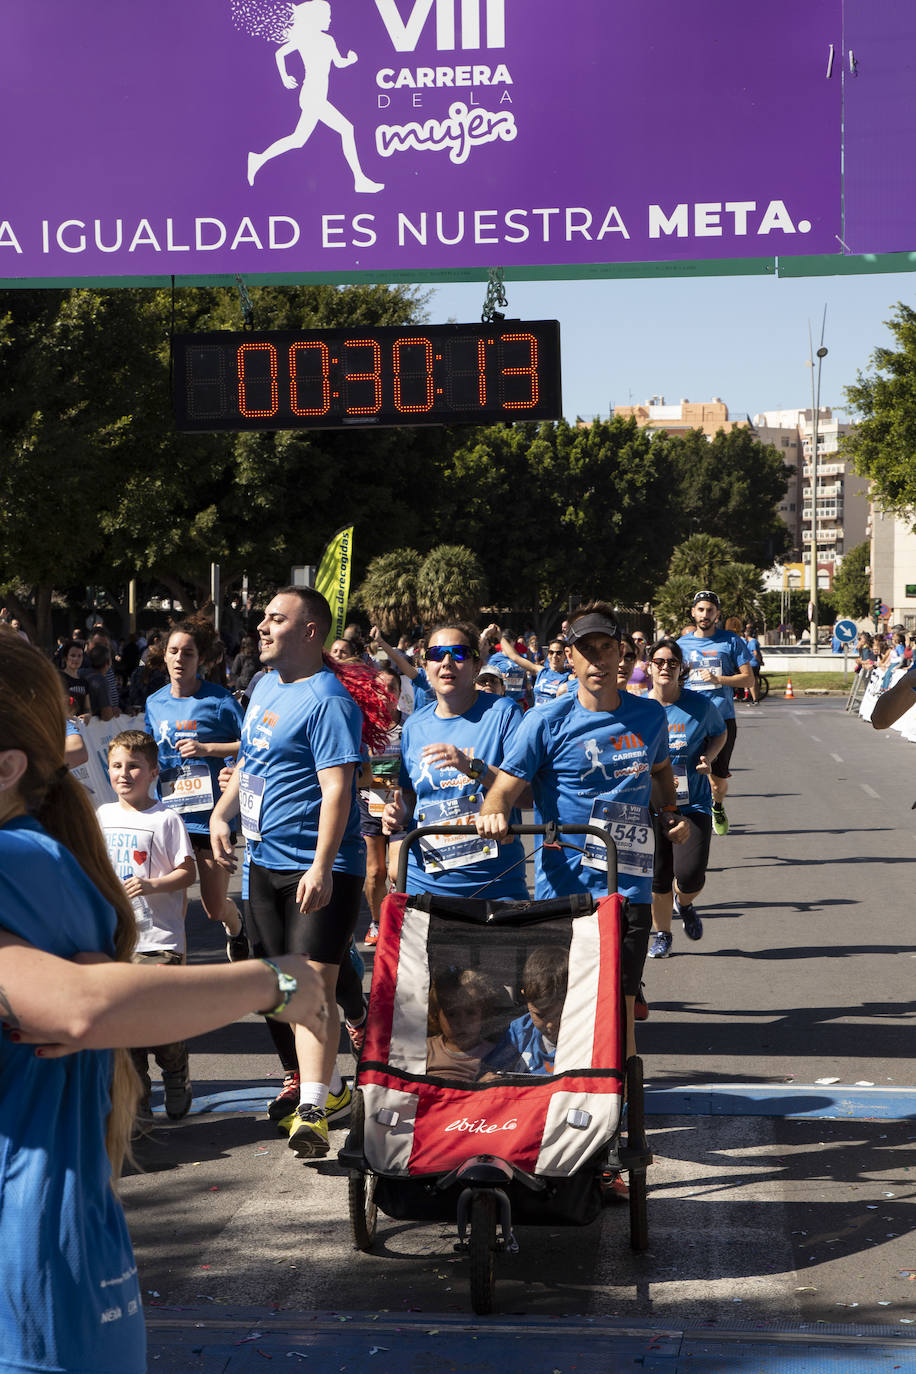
[752,407,869,588]
[612,395,747,437]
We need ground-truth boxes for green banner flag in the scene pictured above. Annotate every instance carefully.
[315,525,353,647]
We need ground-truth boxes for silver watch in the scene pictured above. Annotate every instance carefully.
[258,957,298,1017]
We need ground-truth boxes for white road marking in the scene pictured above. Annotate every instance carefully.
[860,783,880,799]
[831,753,843,763]
[810,735,822,743]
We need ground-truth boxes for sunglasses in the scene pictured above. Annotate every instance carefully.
[651,657,679,669]
[426,644,475,663]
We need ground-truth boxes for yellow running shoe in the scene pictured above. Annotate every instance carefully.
[287,1105,329,1157]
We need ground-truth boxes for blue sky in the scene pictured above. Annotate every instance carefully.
[428,269,916,426]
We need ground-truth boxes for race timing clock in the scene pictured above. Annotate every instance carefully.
[171,321,561,431]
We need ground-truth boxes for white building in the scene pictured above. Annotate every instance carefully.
[752,407,869,588]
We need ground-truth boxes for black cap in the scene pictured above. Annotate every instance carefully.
[565,613,621,645]
[692,590,720,608]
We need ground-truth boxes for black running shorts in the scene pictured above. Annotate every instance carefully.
[652,811,713,896]
[247,862,363,966]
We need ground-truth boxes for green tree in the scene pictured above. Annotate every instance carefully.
[832,540,871,618]
[667,533,738,586]
[843,302,916,513]
[0,282,442,642]
[436,417,682,624]
[652,534,763,632]
[717,562,765,624]
[669,426,792,567]
[416,545,488,623]
[352,547,421,634]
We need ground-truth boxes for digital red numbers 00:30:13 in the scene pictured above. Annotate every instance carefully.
[228,331,541,418]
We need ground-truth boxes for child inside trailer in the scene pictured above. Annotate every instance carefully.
[425,966,499,1082]
[425,947,570,1082]
[485,945,568,1075]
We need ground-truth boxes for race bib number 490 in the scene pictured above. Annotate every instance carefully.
[583,798,655,879]
[161,761,214,813]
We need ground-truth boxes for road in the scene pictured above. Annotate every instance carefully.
[120,695,916,1370]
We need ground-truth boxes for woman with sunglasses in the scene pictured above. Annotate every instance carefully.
[646,637,727,959]
[383,623,528,898]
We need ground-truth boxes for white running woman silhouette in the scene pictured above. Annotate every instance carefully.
[247,0,384,192]
[581,738,612,781]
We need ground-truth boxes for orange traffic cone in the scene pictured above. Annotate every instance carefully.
[784,675,795,699]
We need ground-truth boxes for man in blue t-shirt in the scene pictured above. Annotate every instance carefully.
[676,591,753,836]
[474,601,687,1058]
[211,586,364,1160]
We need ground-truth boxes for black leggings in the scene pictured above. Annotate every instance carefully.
[652,811,713,896]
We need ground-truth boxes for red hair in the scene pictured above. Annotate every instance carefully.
[322,653,393,754]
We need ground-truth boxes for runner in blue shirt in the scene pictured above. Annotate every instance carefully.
[383,622,528,899]
[676,591,753,836]
[479,625,531,704]
[145,623,246,959]
[475,601,688,1060]
[210,585,378,1160]
[496,633,572,707]
[644,637,727,960]
[742,621,764,705]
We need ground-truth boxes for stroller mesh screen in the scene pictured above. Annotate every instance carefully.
[424,913,579,1085]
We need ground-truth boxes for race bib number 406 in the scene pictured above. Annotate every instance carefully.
[238,770,265,841]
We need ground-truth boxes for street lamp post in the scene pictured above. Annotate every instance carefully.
[807,327,828,654]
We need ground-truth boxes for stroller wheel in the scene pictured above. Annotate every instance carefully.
[468,1192,498,1315]
[348,1169,378,1251]
[346,1089,378,1251]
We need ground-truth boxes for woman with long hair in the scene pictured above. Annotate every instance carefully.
[144,620,247,958]
[0,637,325,1374]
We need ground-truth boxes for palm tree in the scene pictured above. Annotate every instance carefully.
[416,545,488,624]
[351,547,421,634]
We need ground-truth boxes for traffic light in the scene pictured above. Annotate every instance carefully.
[873,597,882,622]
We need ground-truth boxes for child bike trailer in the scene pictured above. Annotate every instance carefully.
[339,823,653,1314]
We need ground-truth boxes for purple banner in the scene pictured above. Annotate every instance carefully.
[843,1,916,257]
[0,0,852,280]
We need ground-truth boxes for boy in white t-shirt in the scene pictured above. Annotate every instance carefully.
[97,730,196,1122]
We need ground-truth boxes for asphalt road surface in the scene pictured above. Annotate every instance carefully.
[120,695,916,1368]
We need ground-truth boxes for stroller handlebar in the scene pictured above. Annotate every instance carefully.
[393,821,619,895]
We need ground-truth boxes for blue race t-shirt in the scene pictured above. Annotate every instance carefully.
[744,636,762,665]
[0,818,145,1374]
[145,679,244,834]
[399,692,528,898]
[238,668,364,875]
[499,689,669,903]
[486,1014,556,1074]
[658,688,726,816]
[675,629,751,721]
[533,666,571,707]
[485,651,529,701]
